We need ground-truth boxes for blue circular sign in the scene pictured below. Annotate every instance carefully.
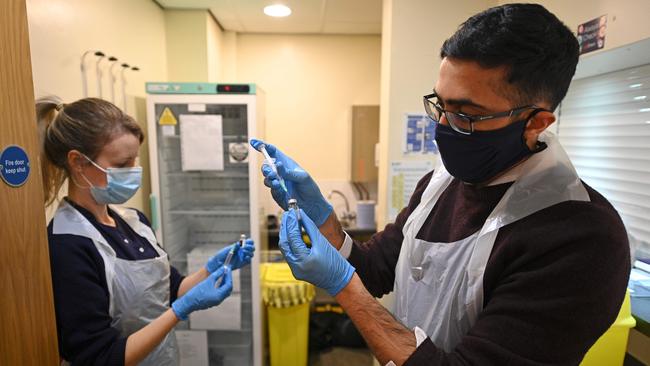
[0,145,31,187]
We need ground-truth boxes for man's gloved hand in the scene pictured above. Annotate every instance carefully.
[205,239,255,273]
[279,208,355,296]
[250,139,333,226]
[171,267,233,320]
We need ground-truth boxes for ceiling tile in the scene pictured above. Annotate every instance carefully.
[158,0,382,34]
[157,0,222,9]
[324,0,381,23]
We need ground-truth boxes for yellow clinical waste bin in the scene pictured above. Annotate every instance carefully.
[580,290,636,366]
[262,262,315,366]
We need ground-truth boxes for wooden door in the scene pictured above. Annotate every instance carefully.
[0,0,60,364]
[351,105,380,183]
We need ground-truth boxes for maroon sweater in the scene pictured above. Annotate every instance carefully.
[349,172,630,365]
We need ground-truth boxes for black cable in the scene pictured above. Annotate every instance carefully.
[351,182,363,201]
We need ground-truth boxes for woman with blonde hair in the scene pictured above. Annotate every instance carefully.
[37,97,254,365]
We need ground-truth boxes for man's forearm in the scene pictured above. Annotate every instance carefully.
[335,274,416,365]
[318,212,346,250]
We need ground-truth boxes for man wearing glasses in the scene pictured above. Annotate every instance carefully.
[255,3,630,365]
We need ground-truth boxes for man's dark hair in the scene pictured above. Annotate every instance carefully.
[440,3,579,110]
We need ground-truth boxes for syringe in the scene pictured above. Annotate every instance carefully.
[259,144,289,194]
[215,234,246,287]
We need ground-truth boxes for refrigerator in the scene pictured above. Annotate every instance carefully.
[146,82,265,366]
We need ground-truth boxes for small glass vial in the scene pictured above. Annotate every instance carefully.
[288,198,302,221]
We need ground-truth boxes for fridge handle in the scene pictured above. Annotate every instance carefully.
[149,193,159,231]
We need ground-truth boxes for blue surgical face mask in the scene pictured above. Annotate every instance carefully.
[434,118,546,184]
[81,154,142,204]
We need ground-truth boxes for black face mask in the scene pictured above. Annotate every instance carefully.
[434,119,547,184]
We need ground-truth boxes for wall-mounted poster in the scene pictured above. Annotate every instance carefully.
[404,114,437,155]
[577,15,607,55]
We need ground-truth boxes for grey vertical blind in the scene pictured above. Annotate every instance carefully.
[558,63,650,259]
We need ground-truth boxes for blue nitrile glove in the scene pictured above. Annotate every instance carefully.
[205,239,255,273]
[171,266,233,320]
[279,208,355,296]
[250,139,333,226]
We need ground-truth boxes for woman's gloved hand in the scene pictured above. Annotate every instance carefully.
[279,208,355,296]
[171,267,233,320]
[205,239,255,273]
[250,139,333,226]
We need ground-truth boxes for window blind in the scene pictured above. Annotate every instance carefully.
[558,63,650,260]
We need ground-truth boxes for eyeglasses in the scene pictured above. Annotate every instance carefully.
[423,92,541,135]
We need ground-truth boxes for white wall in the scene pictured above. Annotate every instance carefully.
[235,34,382,217]
[500,0,650,55]
[236,34,381,180]
[220,31,238,81]
[165,10,222,82]
[206,13,222,82]
[27,0,168,218]
[165,10,233,83]
[27,0,166,102]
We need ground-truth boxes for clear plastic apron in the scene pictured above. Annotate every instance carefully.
[393,131,590,352]
[53,201,179,365]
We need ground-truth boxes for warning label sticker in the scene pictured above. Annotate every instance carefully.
[158,107,177,125]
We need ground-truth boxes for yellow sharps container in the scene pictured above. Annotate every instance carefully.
[262,262,315,366]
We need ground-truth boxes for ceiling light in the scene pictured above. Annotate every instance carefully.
[629,83,642,88]
[264,4,292,17]
[633,95,647,100]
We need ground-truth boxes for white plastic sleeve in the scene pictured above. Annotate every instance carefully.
[338,231,353,259]
[384,327,428,366]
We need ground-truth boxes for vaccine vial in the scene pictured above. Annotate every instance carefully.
[288,198,301,221]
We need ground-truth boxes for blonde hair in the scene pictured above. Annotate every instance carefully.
[35,96,144,206]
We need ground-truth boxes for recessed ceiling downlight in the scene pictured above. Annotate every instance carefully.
[264,4,292,17]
